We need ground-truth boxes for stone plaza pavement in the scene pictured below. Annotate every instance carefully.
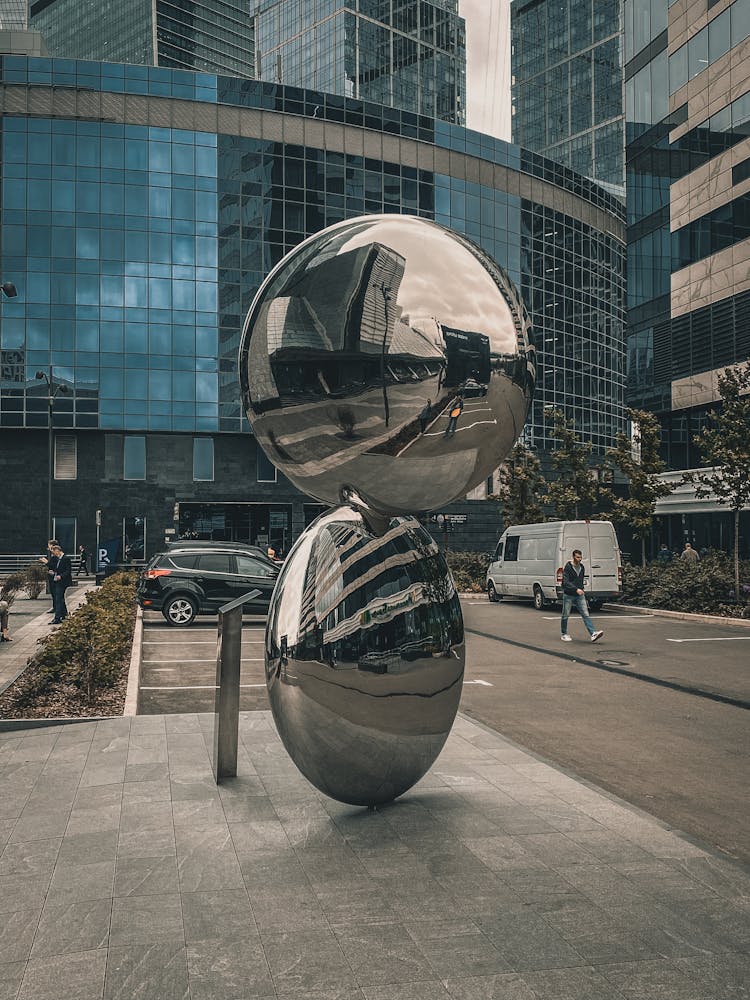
[0,711,748,1000]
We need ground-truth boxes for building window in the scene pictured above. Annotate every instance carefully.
[257,449,277,483]
[54,435,77,480]
[123,436,146,480]
[193,437,214,481]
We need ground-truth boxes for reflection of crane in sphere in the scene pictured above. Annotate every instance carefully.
[379,281,391,427]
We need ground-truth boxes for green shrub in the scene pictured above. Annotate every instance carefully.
[446,551,490,593]
[23,561,50,599]
[622,551,750,616]
[0,571,26,609]
[33,571,138,703]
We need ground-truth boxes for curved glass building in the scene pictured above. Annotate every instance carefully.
[0,55,625,555]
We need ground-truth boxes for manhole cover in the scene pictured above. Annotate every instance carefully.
[598,659,629,667]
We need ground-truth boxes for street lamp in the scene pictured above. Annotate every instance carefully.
[35,368,69,541]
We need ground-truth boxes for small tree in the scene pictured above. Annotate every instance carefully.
[607,409,674,566]
[494,442,546,526]
[544,408,604,520]
[683,363,750,605]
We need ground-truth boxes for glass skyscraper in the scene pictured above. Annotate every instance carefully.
[511,0,625,199]
[625,0,750,554]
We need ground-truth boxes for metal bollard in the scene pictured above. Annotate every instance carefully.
[212,589,261,783]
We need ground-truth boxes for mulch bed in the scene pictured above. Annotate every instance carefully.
[0,643,131,720]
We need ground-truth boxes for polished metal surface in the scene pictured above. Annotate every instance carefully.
[264,506,465,806]
[240,215,535,516]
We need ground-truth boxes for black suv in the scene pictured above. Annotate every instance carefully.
[138,545,279,626]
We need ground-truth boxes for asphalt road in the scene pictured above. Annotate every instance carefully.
[460,597,750,864]
[138,600,750,862]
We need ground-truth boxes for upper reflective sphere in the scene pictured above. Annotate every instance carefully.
[240,215,535,515]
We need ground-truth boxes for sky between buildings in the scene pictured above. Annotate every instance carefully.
[462,0,511,141]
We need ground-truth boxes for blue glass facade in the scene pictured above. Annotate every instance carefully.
[0,55,625,554]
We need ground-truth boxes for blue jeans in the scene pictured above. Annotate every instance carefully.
[561,593,594,636]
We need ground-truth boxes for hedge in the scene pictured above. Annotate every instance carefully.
[622,552,750,618]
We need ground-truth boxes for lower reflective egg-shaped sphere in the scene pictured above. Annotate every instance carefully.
[240,215,535,516]
[264,506,465,806]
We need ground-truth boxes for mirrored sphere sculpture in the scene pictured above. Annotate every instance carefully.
[264,507,465,806]
[240,215,535,516]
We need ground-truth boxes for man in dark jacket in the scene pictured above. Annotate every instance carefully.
[561,548,603,643]
[49,543,72,624]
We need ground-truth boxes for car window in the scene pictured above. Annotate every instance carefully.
[197,553,232,573]
[235,554,277,577]
[493,541,504,561]
[168,553,198,569]
[504,535,519,561]
[537,537,556,561]
[518,538,536,560]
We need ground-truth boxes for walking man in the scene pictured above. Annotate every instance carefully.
[77,543,88,576]
[561,548,603,643]
[419,398,432,434]
[49,543,72,624]
[444,395,463,438]
[680,542,700,562]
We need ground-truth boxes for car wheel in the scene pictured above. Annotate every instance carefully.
[487,581,501,603]
[163,594,198,627]
[533,585,545,611]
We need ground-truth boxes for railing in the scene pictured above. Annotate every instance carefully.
[0,553,87,574]
[212,589,262,783]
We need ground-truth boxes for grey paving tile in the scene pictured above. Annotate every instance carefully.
[517,832,599,868]
[0,820,13,853]
[334,920,435,987]
[295,845,371,887]
[498,868,587,910]
[522,964,629,998]
[18,948,107,1000]
[118,799,173,833]
[109,893,183,946]
[58,831,118,865]
[171,797,226,829]
[124,762,170,783]
[65,805,122,837]
[476,912,586,972]
[0,838,61,877]
[599,958,709,1000]
[671,955,750,997]
[113,856,179,897]
[614,861,722,904]
[262,927,358,994]
[0,907,42,963]
[9,808,71,844]
[181,888,257,942]
[187,938,274,999]
[30,898,111,959]
[541,901,662,965]
[462,835,552,873]
[169,776,217,801]
[0,873,50,913]
[374,875,457,922]
[73,785,123,811]
[313,883,396,927]
[362,982,452,999]
[442,973,539,998]
[249,885,328,931]
[104,942,188,1000]
[120,778,171,803]
[405,918,511,978]
[116,828,176,860]
[177,844,244,892]
[238,848,312,892]
[0,961,24,1000]
[228,818,289,853]
[667,856,750,899]
[46,860,115,906]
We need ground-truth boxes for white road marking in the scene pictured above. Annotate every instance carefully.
[140,683,266,690]
[464,679,493,686]
[541,615,655,620]
[143,658,264,663]
[143,640,264,645]
[666,636,750,643]
[423,418,497,437]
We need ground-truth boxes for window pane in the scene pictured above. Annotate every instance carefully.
[193,437,214,481]
[257,449,277,482]
[236,554,276,577]
[123,436,146,480]
[197,553,231,573]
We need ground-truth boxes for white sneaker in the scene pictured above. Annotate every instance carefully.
[590,630,604,642]
[560,634,572,642]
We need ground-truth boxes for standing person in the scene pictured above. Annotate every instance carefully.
[680,542,700,563]
[77,543,88,576]
[0,600,12,642]
[41,539,59,614]
[444,395,463,438]
[49,543,72,624]
[560,549,603,643]
[419,398,432,434]
[657,543,671,564]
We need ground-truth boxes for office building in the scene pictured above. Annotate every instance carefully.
[625,0,750,552]
[511,0,625,199]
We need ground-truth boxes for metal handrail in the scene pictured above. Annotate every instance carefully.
[212,588,262,782]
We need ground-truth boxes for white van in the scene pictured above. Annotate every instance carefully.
[486,520,622,610]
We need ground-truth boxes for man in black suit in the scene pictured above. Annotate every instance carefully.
[49,543,72,624]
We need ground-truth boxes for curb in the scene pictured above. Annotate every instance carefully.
[123,605,143,717]
[602,603,750,627]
